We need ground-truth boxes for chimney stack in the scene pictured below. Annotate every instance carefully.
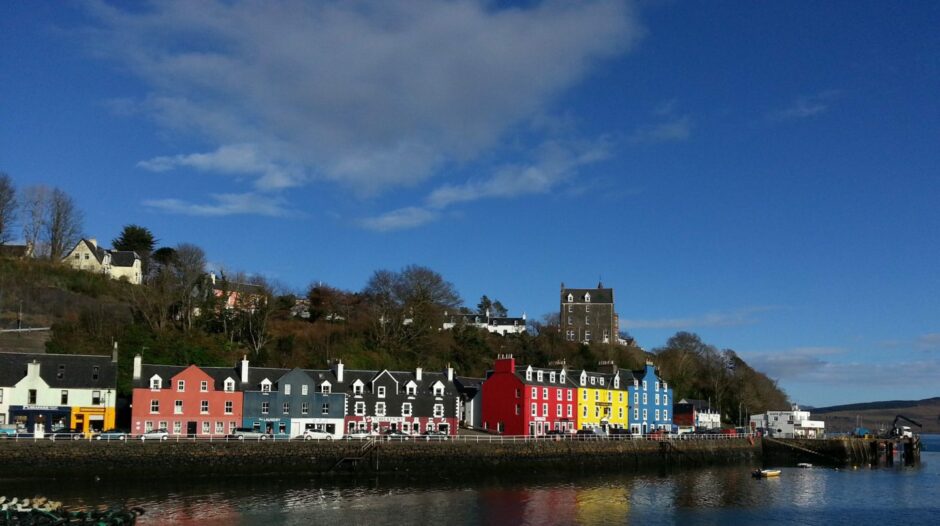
[132,354,142,380]
[416,367,423,381]
[240,355,249,383]
[446,364,454,382]
[336,360,344,383]
[112,342,119,363]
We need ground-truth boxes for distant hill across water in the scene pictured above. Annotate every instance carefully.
[812,397,940,434]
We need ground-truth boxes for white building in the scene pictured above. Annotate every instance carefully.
[442,310,527,335]
[750,405,825,438]
[63,238,142,285]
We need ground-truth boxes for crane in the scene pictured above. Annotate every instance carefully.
[890,415,922,438]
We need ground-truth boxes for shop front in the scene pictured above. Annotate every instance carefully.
[9,405,71,437]
[71,406,116,436]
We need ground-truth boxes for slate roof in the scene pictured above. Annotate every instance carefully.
[135,363,245,391]
[109,250,140,267]
[488,317,525,326]
[0,352,117,389]
[0,245,30,258]
[511,365,577,388]
[561,285,614,304]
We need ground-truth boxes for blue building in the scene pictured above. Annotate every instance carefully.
[242,367,346,437]
[627,361,673,434]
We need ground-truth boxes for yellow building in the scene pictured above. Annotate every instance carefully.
[574,362,630,430]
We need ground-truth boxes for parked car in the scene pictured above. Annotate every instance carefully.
[140,428,169,441]
[382,429,410,441]
[95,429,129,441]
[227,427,269,440]
[0,425,17,439]
[575,429,603,440]
[49,428,84,441]
[422,430,449,441]
[345,429,374,440]
[301,429,333,441]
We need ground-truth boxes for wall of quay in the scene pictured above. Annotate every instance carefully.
[0,437,761,481]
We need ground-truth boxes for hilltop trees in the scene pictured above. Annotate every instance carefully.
[113,224,156,277]
[19,185,83,260]
[0,173,16,245]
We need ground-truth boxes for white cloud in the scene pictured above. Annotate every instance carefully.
[768,90,841,121]
[87,0,641,197]
[137,144,306,190]
[426,139,610,209]
[359,207,438,232]
[143,192,294,217]
[620,306,775,330]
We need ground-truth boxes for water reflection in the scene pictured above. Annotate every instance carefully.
[1,447,937,526]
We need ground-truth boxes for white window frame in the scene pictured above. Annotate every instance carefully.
[531,403,537,416]
[284,384,291,396]
[301,402,309,415]
[406,382,417,395]
[377,386,386,398]
[177,380,185,392]
[174,400,183,414]
[215,421,224,435]
[173,421,182,435]
[537,371,544,382]
[150,376,162,390]
[200,400,209,414]
[542,387,548,399]
[433,404,444,418]
[402,402,413,417]
[302,384,309,396]
[200,380,208,392]
[433,383,444,397]
[224,400,233,415]
[375,401,386,417]
[354,401,366,416]
[201,421,210,435]
[224,379,235,392]
[150,400,159,414]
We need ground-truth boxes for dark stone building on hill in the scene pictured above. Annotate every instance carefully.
[559,282,618,344]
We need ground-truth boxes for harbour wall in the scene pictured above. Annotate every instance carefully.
[0,438,761,481]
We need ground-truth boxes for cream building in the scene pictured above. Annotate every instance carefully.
[63,238,142,285]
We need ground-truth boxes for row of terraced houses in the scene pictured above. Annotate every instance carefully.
[0,349,674,438]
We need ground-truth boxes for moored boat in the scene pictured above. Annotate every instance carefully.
[752,469,781,478]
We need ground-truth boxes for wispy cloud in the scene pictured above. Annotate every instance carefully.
[768,90,841,121]
[620,306,776,330]
[144,193,295,217]
[629,100,692,143]
[915,333,940,352]
[359,207,438,232]
[137,144,306,190]
[85,1,642,211]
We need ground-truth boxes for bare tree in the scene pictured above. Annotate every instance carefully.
[172,243,207,331]
[0,173,16,245]
[45,188,83,261]
[21,185,50,255]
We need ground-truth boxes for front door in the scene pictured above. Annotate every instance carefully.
[187,421,197,436]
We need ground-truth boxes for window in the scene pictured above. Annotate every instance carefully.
[261,381,271,393]
[92,366,99,381]
[173,421,181,434]
[567,405,573,418]
[663,382,668,390]
[216,421,224,435]
[590,377,595,385]
[550,372,556,383]
[567,293,573,302]
[282,402,290,414]
[582,390,587,401]
[433,404,444,418]
[377,386,386,398]
[568,304,572,313]
[595,407,600,418]
[595,391,600,401]
[568,316,573,325]
[642,409,647,421]
[537,371,544,382]
[585,317,590,325]
[150,400,159,413]
[556,404,562,417]
[201,400,209,414]
[655,381,660,391]
[145,421,153,433]
[301,402,309,415]
[556,390,562,401]
[284,384,291,395]
[585,331,591,340]
[174,400,183,414]
[515,404,520,415]
[532,387,537,399]
[402,403,413,416]
[200,380,208,392]
[619,392,623,402]
[655,394,660,405]
[225,401,233,414]
[542,387,548,399]
[567,390,573,402]
[582,406,588,417]
[531,403,537,416]
[202,421,210,435]
[560,372,566,383]
[322,403,330,415]
[353,382,363,395]
[663,410,669,421]
[655,409,661,421]
[634,392,639,404]
[433,384,444,396]
[642,380,647,390]
[150,377,162,389]
[302,384,309,396]
[619,408,624,418]
[354,402,366,416]
[526,369,532,381]
[607,391,612,402]
[57,364,65,379]
[261,401,269,415]
[375,402,386,416]
[224,379,235,392]
[515,388,521,398]
[92,390,102,405]
[566,330,575,341]
[405,383,416,395]
[177,380,185,392]
[664,395,668,406]
[584,292,591,302]
[634,408,639,420]
[643,393,648,404]
[61,390,68,405]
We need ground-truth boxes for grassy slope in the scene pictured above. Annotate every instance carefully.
[813,398,940,434]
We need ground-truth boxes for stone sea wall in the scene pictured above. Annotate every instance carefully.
[0,438,761,481]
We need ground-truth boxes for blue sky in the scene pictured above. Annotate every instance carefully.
[2,1,938,407]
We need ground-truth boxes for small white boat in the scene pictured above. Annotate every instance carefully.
[797,462,813,468]
[752,469,781,478]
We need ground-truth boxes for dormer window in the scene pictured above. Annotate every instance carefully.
[260,379,272,393]
[321,382,331,394]
[549,372,556,383]
[655,381,660,391]
[567,293,573,302]
[177,380,185,392]
[560,372,566,383]
[525,368,532,381]
[590,377,596,385]
[353,380,364,395]
[537,371,543,382]
[599,378,605,386]
[580,372,586,386]
[406,382,417,396]
[433,382,444,396]
[150,375,162,390]
[614,377,619,388]
[663,382,668,391]
[584,292,591,302]
[634,379,639,387]
[224,378,235,392]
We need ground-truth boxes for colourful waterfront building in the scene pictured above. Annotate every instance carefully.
[481,355,577,436]
[627,361,674,434]
[0,350,117,436]
[573,361,631,431]
[130,355,246,437]
[241,367,346,437]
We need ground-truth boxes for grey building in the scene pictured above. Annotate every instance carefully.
[559,282,617,344]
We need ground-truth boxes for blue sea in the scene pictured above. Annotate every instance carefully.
[3,435,938,525]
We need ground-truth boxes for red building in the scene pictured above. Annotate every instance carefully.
[130,356,246,437]
[481,355,576,436]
